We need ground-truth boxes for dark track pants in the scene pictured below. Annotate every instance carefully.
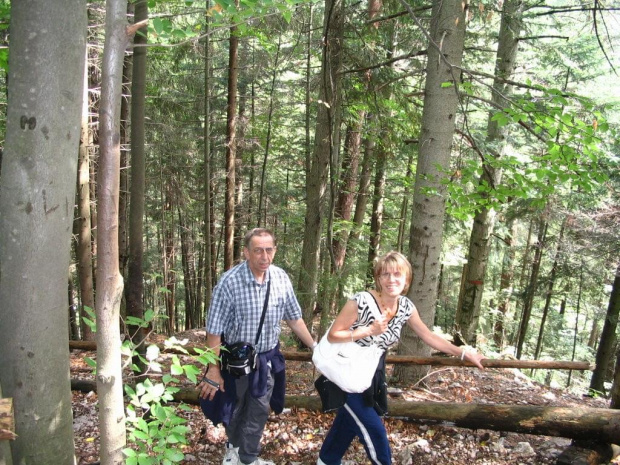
[318,393,391,465]
[226,366,275,464]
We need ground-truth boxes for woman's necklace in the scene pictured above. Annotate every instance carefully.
[378,293,398,320]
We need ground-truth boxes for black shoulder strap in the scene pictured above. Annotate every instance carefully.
[255,279,271,346]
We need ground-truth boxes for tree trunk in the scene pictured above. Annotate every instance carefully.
[534,216,567,360]
[254,36,281,228]
[125,0,148,366]
[96,0,142,461]
[493,218,516,348]
[298,0,344,327]
[163,187,176,335]
[224,3,239,270]
[202,2,213,313]
[590,261,620,393]
[396,0,468,383]
[610,346,620,409]
[515,217,547,359]
[118,33,132,282]
[454,0,523,346]
[284,397,620,444]
[332,115,364,271]
[0,2,86,463]
[367,146,386,280]
[77,45,96,342]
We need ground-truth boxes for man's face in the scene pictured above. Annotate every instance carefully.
[244,233,276,277]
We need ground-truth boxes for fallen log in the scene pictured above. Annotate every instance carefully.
[68,341,593,371]
[70,379,619,443]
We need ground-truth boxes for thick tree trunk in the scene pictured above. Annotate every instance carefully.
[0,1,86,463]
[298,0,344,327]
[397,0,468,383]
[224,4,239,270]
[590,262,620,393]
[284,397,620,444]
[454,0,523,346]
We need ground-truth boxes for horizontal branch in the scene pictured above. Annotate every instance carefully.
[70,379,619,444]
[69,341,594,370]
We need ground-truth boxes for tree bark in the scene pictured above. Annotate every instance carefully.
[590,261,620,393]
[68,341,593,370]
[493,218,516,348]
[516,217,547,359]
[224,2,240,270]
[77,45,96,342]
[397,0,468,383]
[454,0,523,346]
[0,1,86,463]
[610,346,620,409]
[96,0,138,461]
[125,0,148,371]
[298,0,345,327]
[283,397,620,444]
[202,2,214,313]
[534,216,567,360]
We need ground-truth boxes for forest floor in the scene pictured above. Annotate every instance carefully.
[71,329,619,465]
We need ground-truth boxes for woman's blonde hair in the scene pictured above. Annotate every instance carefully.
[373,251,413,294]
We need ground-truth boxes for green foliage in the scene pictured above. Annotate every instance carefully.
[84,310,218,464]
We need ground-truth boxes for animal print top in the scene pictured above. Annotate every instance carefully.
[350,291,414,351]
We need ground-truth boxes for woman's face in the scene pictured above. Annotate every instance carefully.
[378,263,407,296]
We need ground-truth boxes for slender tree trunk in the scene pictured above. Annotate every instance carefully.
[77,46,96,342]
[332,115,365,270]
[590,261,620,393]
[224,2,240,270]
[96,0,143,461]
[118,30,132,282]
[163,187,176,335]
[349,131,374,245]
[396,151,415,252]
[298,0,344,326]
[125,0,148,371]
[202,1,213,314]
[257,35,282,227]
[454,0,523,346]
[367,147,386,280]
[493,218,516,348]
[610,346,620,409]
[534,216,567,360]
[0,3,86,463]
[396,0,468,383]
[516,218,548,359]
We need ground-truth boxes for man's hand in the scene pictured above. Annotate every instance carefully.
[198,365,225,400]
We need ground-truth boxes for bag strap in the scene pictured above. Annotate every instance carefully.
[254,279,271,346]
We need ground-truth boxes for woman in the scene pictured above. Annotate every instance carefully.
[316,251,486,465]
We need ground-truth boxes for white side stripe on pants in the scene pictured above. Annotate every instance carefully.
[343,403,382,465]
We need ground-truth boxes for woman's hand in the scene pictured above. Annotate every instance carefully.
[368,314,388,336]
[463,350,486,370]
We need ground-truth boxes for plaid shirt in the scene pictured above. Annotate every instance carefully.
[206,261,302,353]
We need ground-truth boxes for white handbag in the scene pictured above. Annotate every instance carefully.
[312,323,384,393]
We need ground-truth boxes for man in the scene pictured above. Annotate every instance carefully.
[199,228,316,465]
